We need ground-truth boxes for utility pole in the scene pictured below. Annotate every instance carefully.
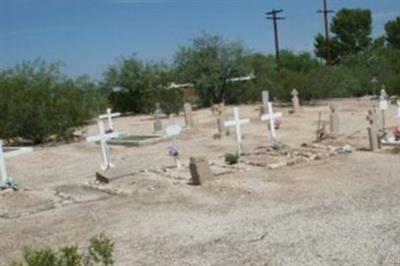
[318,0,334,65]
[266,9,285,76]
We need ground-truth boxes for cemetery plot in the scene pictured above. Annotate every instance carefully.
[107,134,169,147]
[240,143,352,169]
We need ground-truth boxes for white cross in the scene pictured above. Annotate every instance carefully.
[0,141,11,187]
[224,107,250,154]
[166,124,183,169]
[0,141,32,189]
[261,102,282,144]
[87,120,120,171]
[99,108,120,131]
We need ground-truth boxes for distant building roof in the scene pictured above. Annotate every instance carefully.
[167,82,194,90]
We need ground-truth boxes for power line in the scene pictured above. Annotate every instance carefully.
[317,0,334,65]
[266,9,285,76]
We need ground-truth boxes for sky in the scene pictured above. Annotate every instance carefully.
[0,0,399,80]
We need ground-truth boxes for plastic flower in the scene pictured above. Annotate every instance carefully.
[393,126,400,137]
[274,119,282,129]
[168,144,179,157]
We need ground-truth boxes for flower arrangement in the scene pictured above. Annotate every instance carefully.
[274,119,282,129]
[393,126,400,141]
[167,144,179,157]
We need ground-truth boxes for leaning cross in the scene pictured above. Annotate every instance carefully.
[99,108,121,132]
[261,102,282,145]
[87,120,120,171]
[224,107,250,154]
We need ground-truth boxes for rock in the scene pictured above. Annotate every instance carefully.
[339,144,353,154]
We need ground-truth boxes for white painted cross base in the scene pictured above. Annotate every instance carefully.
[99,108,121,132]
[261,102,282,145]
[224,107,250,155]
[87,120,120,171]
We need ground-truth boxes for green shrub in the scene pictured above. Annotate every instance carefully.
[0,59,107,144]
[225,153,239,165]
[10,233,114,266]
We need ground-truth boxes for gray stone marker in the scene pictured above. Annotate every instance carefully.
[184,102,195,128]
[260,90,269,116]
[329,103,340,135]
[366,108,381,151]
[189,156,213,185]
[291,88,300,113]
[153,102,163,133]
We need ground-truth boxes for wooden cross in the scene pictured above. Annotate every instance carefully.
[224,107,250,154]
[366,109,380,151]
[87,120,120,171]
[261,102,282,145]
[99,108,120,132]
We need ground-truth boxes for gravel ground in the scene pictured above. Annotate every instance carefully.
[0,97,399,266]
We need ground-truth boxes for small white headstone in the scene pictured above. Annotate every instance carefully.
[261,102,282,145]
[224,107,250,154]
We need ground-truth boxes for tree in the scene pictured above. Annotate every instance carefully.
[102,57,174,113]
[314,8,372,62]
[174,34,251,105]
[385,17,400,49]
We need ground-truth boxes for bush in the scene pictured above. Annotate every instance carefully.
[0,59,107,144]
[225,153,239,165]
[10,233,114,266]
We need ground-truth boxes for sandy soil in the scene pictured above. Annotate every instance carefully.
[0,97,399,266]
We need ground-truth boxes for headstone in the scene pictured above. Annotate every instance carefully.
[291,88,301,113]
[216,115,225,138]
[189,156,213,185]
[224,107,250,154]
[99,108,120,132]
[260,90,269,116]
[184,103,194,128]
[329,103,340,135]
[366,109,380,151]
[87,120,120,171]
[379,87,389,131]
[261,102,283,145]
[153,102,163,133]
[166,124,183,169]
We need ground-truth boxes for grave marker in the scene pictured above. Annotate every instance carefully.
[99,108,120,132]
[189,157,213,185]
[0,142,32,190]
[329,103,340,135]
[224,107,250,154]
[260,90,269,116]
[261,102,283,145]
[87,120,120,171]
[366,109,380,151]
[184,103,194,128]
[291,88,300,113]
[154,102,163,133]
[379,87,389,131]
[0,141,13,189]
